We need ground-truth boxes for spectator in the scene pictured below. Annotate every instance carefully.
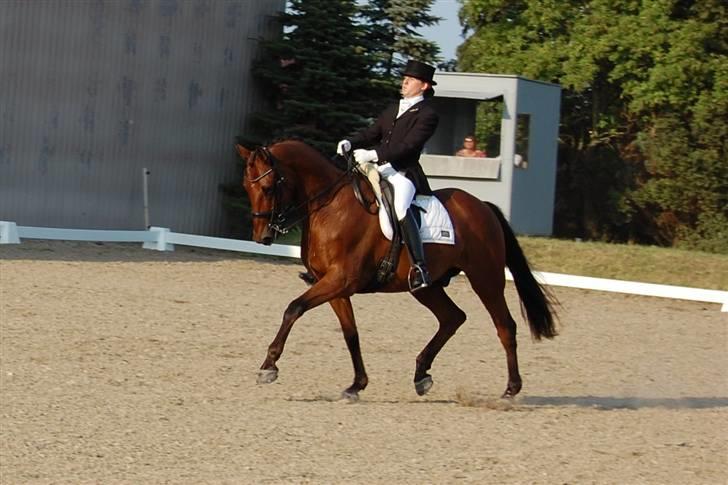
[455,135,486,157]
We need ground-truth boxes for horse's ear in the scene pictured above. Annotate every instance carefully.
[235,135,261,160]
[235,144,251,160]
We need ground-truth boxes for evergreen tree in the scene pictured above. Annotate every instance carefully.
[250,0,376,153]
[360,0,442,81]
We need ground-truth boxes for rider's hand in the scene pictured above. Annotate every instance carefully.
[353,149,378,165]
[336,139,351,156]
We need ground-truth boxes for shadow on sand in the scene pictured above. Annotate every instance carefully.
[518,395,728,410]
[0,240,303,264]
[285,394,728,410]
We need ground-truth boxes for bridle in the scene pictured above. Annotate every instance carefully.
[247,146,289,234]
[247,146,356,235]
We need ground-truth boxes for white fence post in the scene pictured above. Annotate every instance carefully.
[0,221,20,244]
[142,227,174,251]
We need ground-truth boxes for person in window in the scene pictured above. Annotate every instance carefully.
[455,135,486,157]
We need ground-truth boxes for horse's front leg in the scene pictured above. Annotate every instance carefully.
[257,273,348,385]
[329,297,368,401]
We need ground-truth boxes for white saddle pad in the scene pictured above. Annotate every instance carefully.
[379,195,455,245]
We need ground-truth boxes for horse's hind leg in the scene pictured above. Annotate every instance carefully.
[411,286,467,396]
[329,297,368,401]
[466,273,522,398]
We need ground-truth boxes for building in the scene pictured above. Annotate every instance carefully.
[424,72,561,235]
[0,0,285,235]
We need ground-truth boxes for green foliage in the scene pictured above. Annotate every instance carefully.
[474,100,502,155]
[459,0,728,253]
[250,0,375,153]
[360,0,442,80]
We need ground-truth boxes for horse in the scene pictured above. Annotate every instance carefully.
[235,139,557,401]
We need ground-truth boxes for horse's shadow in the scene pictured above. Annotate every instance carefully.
[286,395,728,410]
[519,395,728,410]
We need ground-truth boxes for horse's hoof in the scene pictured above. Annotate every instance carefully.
[415,376,433,396]
[340,389,360,402]
[257,368,278,384]
[501,387,520,399]
[501,381,521,399]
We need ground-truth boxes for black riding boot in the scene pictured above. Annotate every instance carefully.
[399,208,432,292]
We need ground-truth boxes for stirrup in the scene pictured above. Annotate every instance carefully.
[408,264,431,292]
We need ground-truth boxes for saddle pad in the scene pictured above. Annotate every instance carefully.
[379,195,455,245]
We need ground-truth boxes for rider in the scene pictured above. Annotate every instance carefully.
[337,59,439,292]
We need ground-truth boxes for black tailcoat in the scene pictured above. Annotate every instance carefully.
[349,100,438,195]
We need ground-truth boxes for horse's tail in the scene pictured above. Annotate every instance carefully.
[485,202,558,340]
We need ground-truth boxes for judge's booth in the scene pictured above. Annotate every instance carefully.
[423,72,561,236]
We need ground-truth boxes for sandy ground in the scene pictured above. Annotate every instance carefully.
[1,241,726,484]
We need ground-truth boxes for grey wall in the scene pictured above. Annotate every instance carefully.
[0,0,284,234]
[509,79,561,235]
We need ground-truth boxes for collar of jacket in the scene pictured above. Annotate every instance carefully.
[393,100,424,120]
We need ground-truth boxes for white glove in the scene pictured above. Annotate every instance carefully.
[336,139,351,156]
[353,149,378,165]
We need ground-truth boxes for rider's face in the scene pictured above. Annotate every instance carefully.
[400,76,428,98]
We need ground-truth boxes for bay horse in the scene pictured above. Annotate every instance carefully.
[235,140,557,401]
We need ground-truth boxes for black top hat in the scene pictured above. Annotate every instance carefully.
[402,59,437,86]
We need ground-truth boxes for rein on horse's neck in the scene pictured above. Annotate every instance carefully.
[270,141,349,228]
[272,142,349,210]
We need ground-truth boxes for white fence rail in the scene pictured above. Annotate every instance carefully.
[1,221,726,312]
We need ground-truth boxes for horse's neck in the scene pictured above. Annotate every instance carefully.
[297,167,342,200]
[278,146,343,204]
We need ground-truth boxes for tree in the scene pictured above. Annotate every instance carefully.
[626,1,728,251]
[250,0,376,153]
[458,0,728,252]
[360,0,442,81]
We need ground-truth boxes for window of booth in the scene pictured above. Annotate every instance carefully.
[474,98,503,158]
[515,113,530,169]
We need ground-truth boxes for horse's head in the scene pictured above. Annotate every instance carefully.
[236,143,292,245]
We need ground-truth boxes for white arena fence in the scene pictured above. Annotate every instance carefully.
[1,220,726,312]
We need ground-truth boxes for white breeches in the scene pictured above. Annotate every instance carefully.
[377,163,415,221]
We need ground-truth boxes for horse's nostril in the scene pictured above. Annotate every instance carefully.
[261,236,273,246]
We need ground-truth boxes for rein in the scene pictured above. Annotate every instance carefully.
[249,146,356,235]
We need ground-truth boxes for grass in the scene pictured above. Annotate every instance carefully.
[517,237,728,291]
